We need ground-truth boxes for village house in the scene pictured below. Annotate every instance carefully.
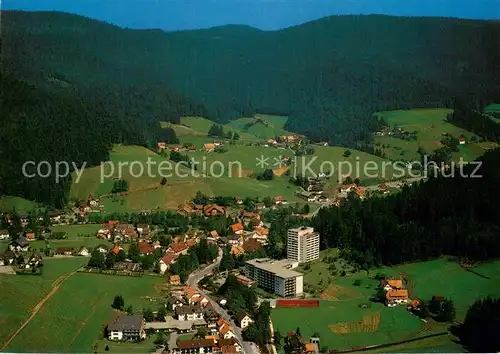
[168,144,182,152]
[167,242,189,256]
[220,235,240,246]
[172,339,215,354]
[26,232,35,241]
[0,250,15,266]
[77,246,89,256]
[138,242,154,256]
[231,246,245,257]
[48,210,63,223]
[55,247,74,256]
[169,274,181,285]
[9,236,30,252]
[175,304,204,321]
[459,135,467,145]
[87,194,99,207]
[27,251,43,268]
[242,239,262,253]
[0,229,9,240]
[136,224,150,237]
[235,312,253,329]
[218,319,236,339]
[184,286,202,304]
[379,184,389,194]
[203,204,225,217]
[159,253,179,274]
[381,279,404,291]
[95,244,109,254]
[339,183,357,194]
[299,191,317,202]
[192,295,210,307]
[157,142,166,151]
[230,223,244,235]
[274,196,284,204]
[203,143,216,153]
[107,315,146,341]
[177,204,195,217]
[218,338,243,353]
[169,294,187,310]
[114,224,137,241]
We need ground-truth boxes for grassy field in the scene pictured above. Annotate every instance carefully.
[0,196,42,213]
[0,257,88,348]
[294,146,405,188]
[278,257,500,352]
[374,108,498,162]
[225,114,294,139]
[0,224,104,252]
[3,272,168,353]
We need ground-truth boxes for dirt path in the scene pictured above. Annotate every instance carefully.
[1,268,80,351]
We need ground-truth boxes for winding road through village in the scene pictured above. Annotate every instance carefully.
[187,249,260,354]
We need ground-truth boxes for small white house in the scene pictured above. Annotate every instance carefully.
[0,230,10,240]
[236,313,254,329]
[78,247,89,257]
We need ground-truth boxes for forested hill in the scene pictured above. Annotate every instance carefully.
[3,11,500,145]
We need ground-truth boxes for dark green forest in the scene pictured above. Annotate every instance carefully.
[2,11,500,206]
[3,11,500,146]
[310,148,500,267]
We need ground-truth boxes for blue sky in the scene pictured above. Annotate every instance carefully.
[3,0,499,31]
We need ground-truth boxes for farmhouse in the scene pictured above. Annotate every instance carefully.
[0,229,10,240]
[459,135,466,145]
[235,312,253,329]
[48,210,63,223]
[184,286,202,304]
[340,183,357,194]
[107,315,146,341]
[386,289,409,307]
[55,247,74,256]
[26,233,35,240]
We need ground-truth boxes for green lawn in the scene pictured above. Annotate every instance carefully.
[374,108,498,162]
[0,196,42,213]
[0,257,88,348]
[272,300,424,351]
[4,273,168,353]
[283,258,500,351]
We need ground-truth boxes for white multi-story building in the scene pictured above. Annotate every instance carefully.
[287,226,320,263]
[245,258,303,297]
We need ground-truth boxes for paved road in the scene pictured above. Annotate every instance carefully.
[187,249,260,354]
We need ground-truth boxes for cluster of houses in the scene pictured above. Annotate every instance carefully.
[156,141,227,154]
[109,286,251,353]
[0,234,43,270]
[74,194,105,218]
[380,278,410,307]
[297,177,328,203]
[97,220,151,242]
[264,135,301,148]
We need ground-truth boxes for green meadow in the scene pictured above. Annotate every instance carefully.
[374,108,498,162]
